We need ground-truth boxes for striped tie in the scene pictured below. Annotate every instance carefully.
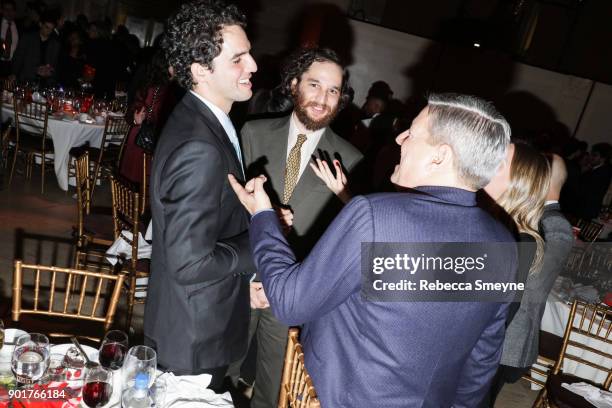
[282,134,307,204]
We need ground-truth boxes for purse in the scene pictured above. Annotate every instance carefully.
[135,86,161,153]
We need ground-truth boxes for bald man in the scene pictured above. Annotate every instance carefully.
[484,153,575,406]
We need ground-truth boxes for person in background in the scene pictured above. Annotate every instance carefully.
[11,12,60,86]
[234,47,362,407]
[16,1,42,35]
[119,50,176,184]
[84,20,115,99]
[573,142,612,220]
[57,29,85,89]
[480,142,551,407]
[0,0,18,77]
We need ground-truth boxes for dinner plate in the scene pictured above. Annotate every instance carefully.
[50,343,99,363]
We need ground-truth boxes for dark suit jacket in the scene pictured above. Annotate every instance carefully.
[12,31,59,82]
[241,115,363,259]
[250,187,518,407]
[144,92,254,371]
[501,203,574,368]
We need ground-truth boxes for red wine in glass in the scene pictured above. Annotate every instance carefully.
[82,381,112,408]
[99,343,127,370]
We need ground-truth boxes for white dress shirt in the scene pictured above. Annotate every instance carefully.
[189,90,243,174]
[286,112,325,180]
[0,18,18,61]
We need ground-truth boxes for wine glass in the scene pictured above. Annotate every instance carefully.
[122,345,156,389]
[82,366,113,408]
[11,333,50,386]
[99,330,128,370]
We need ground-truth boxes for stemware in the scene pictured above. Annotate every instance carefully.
[99,330,128,370]
[122,345,156,389]
[82,366,113,408]
[11,333,50,386]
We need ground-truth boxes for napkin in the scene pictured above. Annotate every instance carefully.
[562,382,612,408]
[105,231,152,265]
[160,372,234,408]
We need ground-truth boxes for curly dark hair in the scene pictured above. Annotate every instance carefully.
[280,47,350,110]
[162,0,246,90]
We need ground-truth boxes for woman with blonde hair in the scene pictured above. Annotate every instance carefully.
[481,141,551,407]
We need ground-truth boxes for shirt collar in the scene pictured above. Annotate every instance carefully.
[189,90,235,135]
[545,200,559,206]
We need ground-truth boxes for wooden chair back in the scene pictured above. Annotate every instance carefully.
[575,219,604,242]
[110,174,141,270]
[141,152,152,215]
[90,116,130,199]
[75,151,91,246]
[552,300,612,389]
[11,260,125,338]
[278,328,320,408]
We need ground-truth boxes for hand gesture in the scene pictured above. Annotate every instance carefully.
[250,282,269,309]
[275,206,294,235]
[309,158,351,204]
[228,174,272,215]
[133,107,146,125]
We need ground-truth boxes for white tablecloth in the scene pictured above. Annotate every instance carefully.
[540,277,612,385]
[2,106,105,191]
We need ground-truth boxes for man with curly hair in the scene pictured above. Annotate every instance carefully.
[232,47,362,407]
[143,0,257,388]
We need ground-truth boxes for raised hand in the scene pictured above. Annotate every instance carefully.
[309,158,352,204]
[228,174,273,215]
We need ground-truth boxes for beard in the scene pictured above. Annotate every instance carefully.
[292,88,340,131]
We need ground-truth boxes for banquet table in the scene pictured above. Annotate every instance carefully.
[538,276,611,385]
[1,105,106,191]
[0,338,235,408]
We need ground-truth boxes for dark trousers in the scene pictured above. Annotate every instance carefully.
[144,336,228,392]
[480,364,529,407]
[228,307,288,408]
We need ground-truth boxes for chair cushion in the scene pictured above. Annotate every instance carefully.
[69,144,99,158]
[17,133,53,152]
[135,258,150,275]
[547,372,600,408]
[84,212,114,241]
[540,330,563,361]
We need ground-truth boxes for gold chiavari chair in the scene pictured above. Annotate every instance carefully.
[11,260,126,343]
[141,152,152,215]
[575,219,604,243]
[0,79,15,166]
[533,300,612,408]
[278,328,320,408]
[8,99,53,194]
[89,116,130,202]
[110,174,149,329]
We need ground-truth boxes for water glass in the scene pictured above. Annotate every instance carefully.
[122,345,156,389]
[11,333,50,385]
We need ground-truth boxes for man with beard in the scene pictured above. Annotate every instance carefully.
[234,47,362,407]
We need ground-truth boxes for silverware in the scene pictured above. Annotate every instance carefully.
[70,337,99,369]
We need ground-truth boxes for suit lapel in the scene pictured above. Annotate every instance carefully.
[183,92,243,177]
[265,117,290,202]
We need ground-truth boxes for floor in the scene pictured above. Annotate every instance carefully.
[0,169,540,407]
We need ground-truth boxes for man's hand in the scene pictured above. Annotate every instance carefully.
[309,158,351,204]
[228,174,272,215]
[250,282,269,309]
[275,206,293,235]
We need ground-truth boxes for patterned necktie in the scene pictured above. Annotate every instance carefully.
[282,134,307,204]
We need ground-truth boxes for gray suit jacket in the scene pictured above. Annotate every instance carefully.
[501,203,574,367]
[241,115,363,260]
[144,92,253,371]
